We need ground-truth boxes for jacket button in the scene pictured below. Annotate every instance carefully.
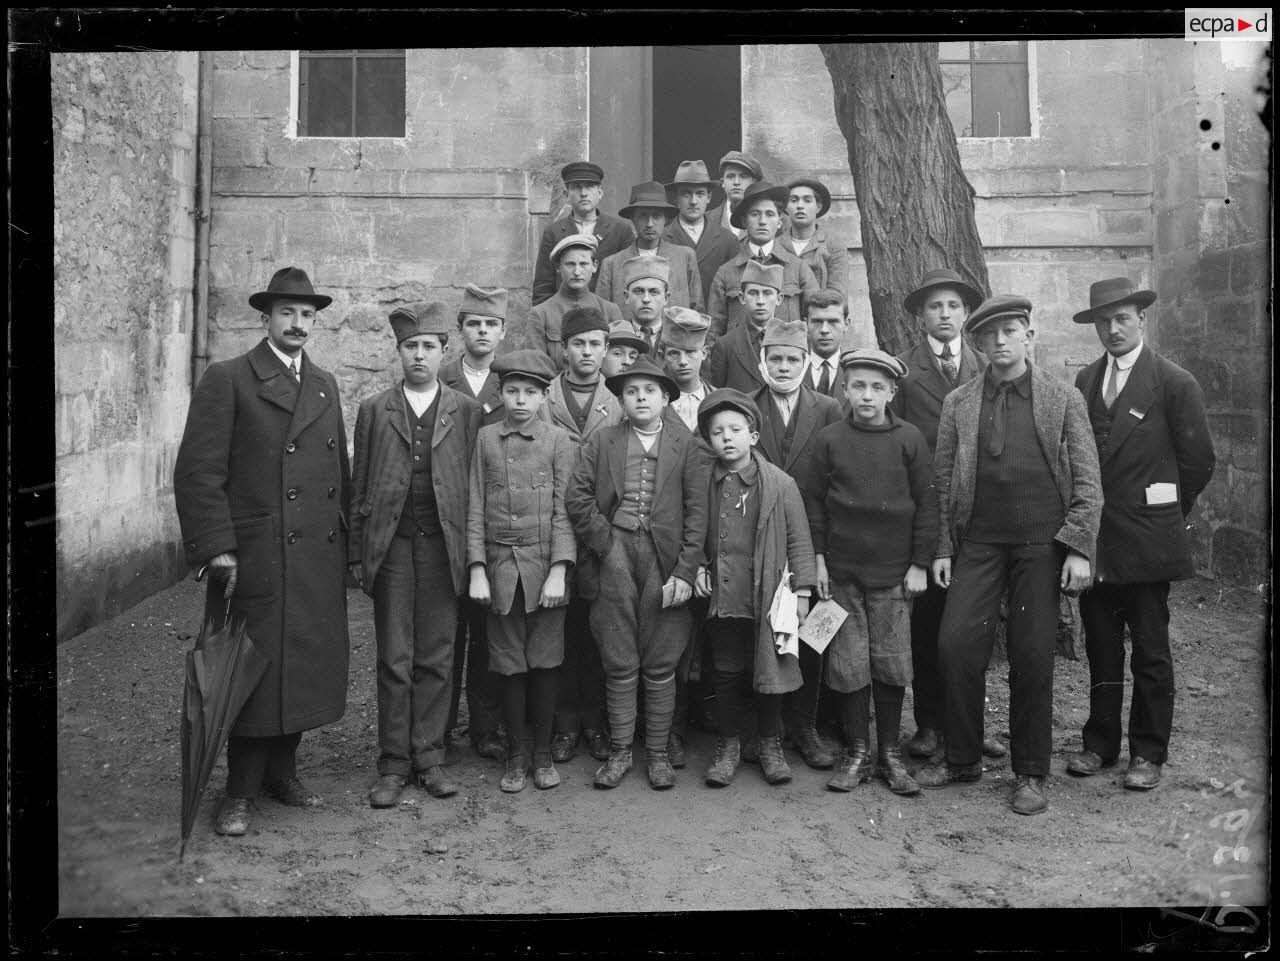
[286,443,296,453]
[287,488,298,500]
[328,487,336,498]
[328,531,337,542]
[287,532,297,544]
[327,438,337,449]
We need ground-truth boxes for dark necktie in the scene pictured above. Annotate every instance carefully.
[1103,356,1120,409]
[752,248,767,264]
[643,326,656,352]
[816,361,832,395]
[940,342,957,384]
[987,381,1014,457]
[289,358,300,383]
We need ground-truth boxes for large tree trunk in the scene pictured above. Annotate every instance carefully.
[820,43,990,355]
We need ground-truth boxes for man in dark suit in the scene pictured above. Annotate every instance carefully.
[174,267,350,837]
[662,160,740,309]
[1067,278,1215,791]
[803,289,852,406]
[532,161,635,306]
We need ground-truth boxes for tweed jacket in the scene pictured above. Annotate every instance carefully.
[891,337,986,452]
[707,241,820,344]
[532,211,635,306]
[349,382,483,596]
[934,362,1102,563]
[174,338,351,737]
[466,417,578,615]
[704,321,767,395]
[596,240,705,313]
[750,383,844,493]
[440,355,505,426]
[524,289,624,371]
[1075,345,1214,584]
[565,422,710,599]
[662,216,741,307]
[776,225,851,296]
[538,373,624,445]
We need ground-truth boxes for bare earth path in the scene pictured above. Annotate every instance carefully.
[57,576,1268,917]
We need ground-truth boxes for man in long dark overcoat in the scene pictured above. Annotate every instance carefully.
[174,266,351,838]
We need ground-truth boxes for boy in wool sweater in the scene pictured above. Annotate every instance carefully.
[803,348,939,796]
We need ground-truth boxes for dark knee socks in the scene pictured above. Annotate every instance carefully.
[502,673,528,759]
[528,667,557,766]
[755,693,782,740]
[872,680,905,751]
[840,686,871,746]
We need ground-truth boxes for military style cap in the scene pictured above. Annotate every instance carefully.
[902,267,983,315]
[965,294,1033,336]
[389,301,452,344]
[606,319,649,354]
[605,355,679,402]
[697,388,762,440]
[838,347,909,381]
[786,177,832,218]
[550,233,600,264]
[561,304,611,341]
[718,150,764,181]
[249,266,332,312]
[730,180,791,229]
[761,318,809,352]
[661,306,711,351]
[1072,277,1157,324]
[622,255,671,291]
[740,259,784,292]
[458,283,507,321]
[666,159,716,190]
[561,161,604,185]
[492,349,557,388]
[619,181,678,220]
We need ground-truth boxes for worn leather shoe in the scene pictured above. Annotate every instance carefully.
[263,776,323,807]
[758,735,793,785]
[584,728,611,762]
[827,741,874,791]
[1123,756,1163,791]
[982,736,1008,759]
[473,730,507,761]
[550,731,577,763]
[904,727,939,759]
[1066,749,1114,777]
[877,746,921,796]
[215,796,252,836]
[593,747,633,789]
[417,765,459,798]
[532,763,561,790]
[646,749,677,790]
[704,736,741,787]
[500,754,529,793]
[667,732,687,769]
[792,726,835,769]
[1011,774,1048,814]
[368,774,407,808]
[916,760,982,789]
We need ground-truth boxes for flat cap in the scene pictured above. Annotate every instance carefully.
[389,301,451,344]
[458,283,508,321]
[492,349,557,388]
[740,259,784,292]
[550,233,600,264]
[761,318,809,353]
[622,255,671,291]
[561,161,604,185]
[606,319,649,354]
[838,347,909,380]
[605,355,680,402]
[661,306,711,351]
[697,388,763,440]
[561,304,611,341]
[718,150,764,181]
[964,294,1033,335]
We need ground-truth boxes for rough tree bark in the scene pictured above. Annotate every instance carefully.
[820,42,990,355]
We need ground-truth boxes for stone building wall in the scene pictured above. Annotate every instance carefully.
[53,52,200,640]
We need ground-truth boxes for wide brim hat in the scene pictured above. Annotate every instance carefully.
[902,268,984,315]
[964,294,1033,336]
[619,180,678,220]
[696,388,762,440]
[838,347,908,381]
[786,178,832,218]
[730,181,791,229]
[605,355,680,402]
[389,301,452,344]
[1072,277,1158,324]
[492,348,557,388]
[606,320,649,354]
[249,266,332,312]
[665,159,716,193]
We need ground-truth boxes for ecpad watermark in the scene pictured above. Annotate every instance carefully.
[1186,8,1273,39]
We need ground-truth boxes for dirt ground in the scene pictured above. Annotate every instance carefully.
[57,574,1269,918]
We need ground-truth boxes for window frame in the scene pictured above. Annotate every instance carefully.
[938,40,1038,140]
[290,49,408,140]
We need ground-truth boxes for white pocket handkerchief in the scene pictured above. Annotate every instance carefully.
[1145,482,1178,506]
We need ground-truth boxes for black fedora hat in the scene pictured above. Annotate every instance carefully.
[249,267,332,312]
[786,177,832,218]
[1072,277,1157,324]
[619,181,678,220]
[605,354,680,402]
[730,180,791,230]
[902,268,983,315]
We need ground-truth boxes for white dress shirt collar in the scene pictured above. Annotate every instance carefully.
[403,380,440,418]
[267,338,301,375]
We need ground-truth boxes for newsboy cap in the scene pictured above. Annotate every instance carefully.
[249,266,332,312]
[740,259,784,292]
[1072,277,1157,324]
[550,233,599,264]
[389,301,452,344]
[761,318,809,353]
[622,255,671,291]
[492,349,557,388]
[786,177,832,218]
[718,150,764,181]
[697,388,763,440]
[561,304,611,341]
[561,161,604,185]
[661,306,711,351]
[964,294,1033,336]
[605,355,680,402]
[458,283,508,321]
[730,180,791,229]
[902,267,983,315]
[606,319,649,354]
[838,347,909,381]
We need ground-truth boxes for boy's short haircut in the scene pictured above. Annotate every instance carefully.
[803,288,848,320]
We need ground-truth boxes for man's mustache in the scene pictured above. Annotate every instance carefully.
[285,328,308,337]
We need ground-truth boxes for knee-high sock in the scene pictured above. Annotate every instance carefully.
[606,673,640,750]
[872,680,905,751]
[755,692,783,740]
[840,686,871,746]
[643,672,676,753]
[503,672,528,758]
[528,667,558,765]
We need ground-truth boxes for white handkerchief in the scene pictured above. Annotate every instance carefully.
[798,599,849,654]
[1145,482,1178,506]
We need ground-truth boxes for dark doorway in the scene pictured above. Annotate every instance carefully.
[651,45,741,203]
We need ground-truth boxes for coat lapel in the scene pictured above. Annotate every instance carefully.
[652,427,681,506]
[911,341,951,407]
[384,388,411,448]
[432,386,457,450]
[250,339,300,414]
[1100,348,1158,465]
[286,351,331,442]
[546,378,578,433]
[731,327,761,382]
[582,384,615,437]
[1030,366,1067,468]
[785,389,822,469]
[606,428,626,501]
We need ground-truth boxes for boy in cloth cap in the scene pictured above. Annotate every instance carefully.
[663,307,716,432]
[532,161,635,306]
[467,349,577,792]
[350,301,484,808]
[804,348,937,796]
[597,181,704,313]
[440,284,509,762]
[566,357,710,789]
[694,389,817,787]
[526,234,624,371]
[919,295,1101,816]
[663,160,741,308]
[780,178,851,296]
[705,260,782,395]
[706,150,765,240]
[601,319,649,380]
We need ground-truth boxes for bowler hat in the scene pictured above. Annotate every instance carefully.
[550,233,599,264]
[458,284,507,321]
[730,180,792,229]
[666,159,716,192]
[786,177,832,218]
[1072,277,1157,324]
[249,266,332,312]
[621,255,671,291]
[761,318,809,353]
[838,347,908,381]
[697,388,762,440]
[740,259,784,292]
[718,150,764,181]
[561,161,604,185]
[492,349,557,388]
[661,306,711,351]
[619,181,678,220]
[389,301,452,344]
[902,267,984,315]
[561,305,611,341]
[605,355,679,402]
[606,319,649,354]
[964,294,1033,336]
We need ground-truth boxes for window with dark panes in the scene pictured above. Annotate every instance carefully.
[938,41,1030,138]
[298,50,406,137]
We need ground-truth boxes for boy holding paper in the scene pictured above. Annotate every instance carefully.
[803,348,938,796]
[693,389,816,788]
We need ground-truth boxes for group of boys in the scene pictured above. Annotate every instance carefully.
[175,150,1213,839]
